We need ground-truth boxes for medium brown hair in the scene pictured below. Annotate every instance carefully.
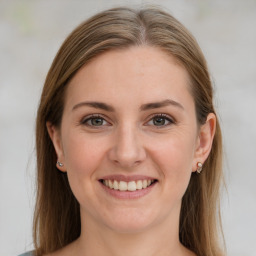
[34,6,225,256]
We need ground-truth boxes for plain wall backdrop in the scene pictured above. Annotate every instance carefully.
[0,0,256,255]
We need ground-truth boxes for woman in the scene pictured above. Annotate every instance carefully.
[19,6,225,256]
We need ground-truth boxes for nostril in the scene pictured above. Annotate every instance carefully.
[107,137,147,168]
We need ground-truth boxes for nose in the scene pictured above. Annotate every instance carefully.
[108,124,147,168]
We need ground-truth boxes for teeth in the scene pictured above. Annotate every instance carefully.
[119,181,127,191]
[127,181,136,191]
[142,180,148,189]
[102,179,155,191]
[113,180,119,190]
[109,180,114,189]
[137,180,143,190]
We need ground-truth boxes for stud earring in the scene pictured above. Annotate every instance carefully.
[196,162,203,174]
[57,161,64,167]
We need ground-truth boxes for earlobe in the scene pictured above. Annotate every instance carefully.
[46,122,66,172]
[193,113,216,172]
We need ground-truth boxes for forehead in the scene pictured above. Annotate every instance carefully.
[65,46,193,111]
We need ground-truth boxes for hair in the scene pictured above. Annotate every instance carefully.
[34,6,225,256]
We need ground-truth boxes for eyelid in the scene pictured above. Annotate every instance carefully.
[80,114,111,127]
[145,113,175,127]
[79,113,175,128]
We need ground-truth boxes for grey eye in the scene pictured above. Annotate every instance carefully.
[147,114,174,127]
[81,115,109,127]
[90,117,104,126]
[153,117,168,126]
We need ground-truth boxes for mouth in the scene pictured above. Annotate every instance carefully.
[99,179,158,192]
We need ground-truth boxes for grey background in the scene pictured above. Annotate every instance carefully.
[0,0,256,255]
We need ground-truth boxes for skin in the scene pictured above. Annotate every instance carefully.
[47,46,216,256]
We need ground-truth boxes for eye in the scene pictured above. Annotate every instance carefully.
[146,114,174,127]
[81,114,110,127]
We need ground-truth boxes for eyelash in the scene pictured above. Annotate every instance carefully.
[146,113,175,127]
[80,114,110,128]
[80,113,175,128]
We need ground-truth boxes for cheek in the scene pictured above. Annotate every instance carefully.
[152,132,195,170]
[61,131,107,201]
[63,130,104,173]
[149,132,196,193]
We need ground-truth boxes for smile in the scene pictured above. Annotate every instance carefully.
[100,179,157,191]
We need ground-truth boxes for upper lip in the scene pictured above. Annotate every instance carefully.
[99,174,158,182]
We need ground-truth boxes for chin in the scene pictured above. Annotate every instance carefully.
[102,208,159,234]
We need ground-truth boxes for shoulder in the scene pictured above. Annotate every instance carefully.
[18,251,34,256]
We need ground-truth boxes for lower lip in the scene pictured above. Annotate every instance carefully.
[99,181,157,199]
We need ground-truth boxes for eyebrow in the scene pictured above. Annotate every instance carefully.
[72,99,184,112]
[72,101,115,112]
[140,99,184,111]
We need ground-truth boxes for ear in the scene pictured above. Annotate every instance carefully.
[46,121,66,172]
[192,113,216,172]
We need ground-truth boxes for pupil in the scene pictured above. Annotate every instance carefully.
[153,117,165,126]
[92,118,103,126]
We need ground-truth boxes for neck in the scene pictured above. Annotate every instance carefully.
[73,208,193,256]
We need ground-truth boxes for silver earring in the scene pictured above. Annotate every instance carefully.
[196,162,203,174]
[57,161,64,167]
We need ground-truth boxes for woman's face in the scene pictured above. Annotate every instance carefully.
[49,46,212,233]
